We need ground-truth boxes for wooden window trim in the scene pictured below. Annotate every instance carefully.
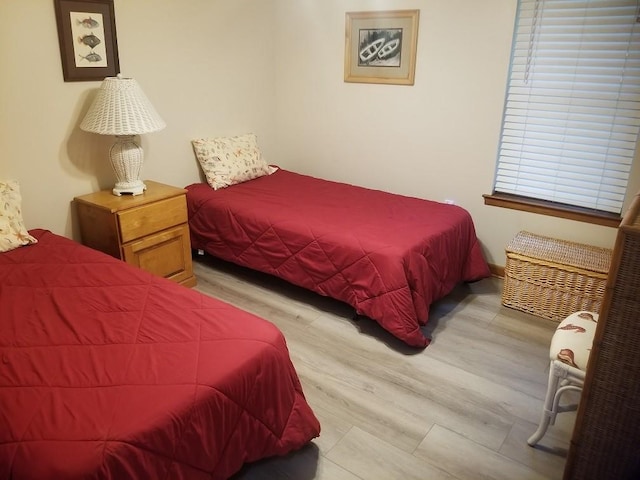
[483,192,621,228]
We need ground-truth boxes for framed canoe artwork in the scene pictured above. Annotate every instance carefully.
[54,0,120,82]
[344,10,420,86]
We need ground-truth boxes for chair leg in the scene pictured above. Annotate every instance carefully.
[528,361,561,446]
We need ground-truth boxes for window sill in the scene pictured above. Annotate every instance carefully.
[483,193,621,228]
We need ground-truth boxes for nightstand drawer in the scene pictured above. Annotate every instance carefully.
[117,195,187,243]
[122,223,194,285]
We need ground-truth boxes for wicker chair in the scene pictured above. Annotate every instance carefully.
[528,311,598,446]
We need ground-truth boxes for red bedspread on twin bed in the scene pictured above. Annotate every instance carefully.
[0,229,319,480]
[187,169,490,348]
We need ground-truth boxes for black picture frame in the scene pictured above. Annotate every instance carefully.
[54,0,120,82]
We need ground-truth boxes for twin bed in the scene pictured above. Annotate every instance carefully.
[0,229,320,479]
[187,167,490,348]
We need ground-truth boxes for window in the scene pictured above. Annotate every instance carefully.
[491,0,640,217]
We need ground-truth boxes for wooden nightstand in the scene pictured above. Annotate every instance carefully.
[74,181,196,287]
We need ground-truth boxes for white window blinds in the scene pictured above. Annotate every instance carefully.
[494,0,640,214]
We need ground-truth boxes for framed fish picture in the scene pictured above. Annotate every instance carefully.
[54,0,120,82]
[344,10,419,86]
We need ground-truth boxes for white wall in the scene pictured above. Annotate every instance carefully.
[2,0,637,265]
[0,0,277,239]
[272,0,638,265]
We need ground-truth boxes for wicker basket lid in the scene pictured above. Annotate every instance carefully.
[506,231,612,273]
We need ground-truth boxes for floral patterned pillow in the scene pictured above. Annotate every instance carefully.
[192,133,271,190]
[0,180,37,253]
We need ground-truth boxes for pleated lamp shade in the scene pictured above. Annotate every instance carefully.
[80,74,166,135]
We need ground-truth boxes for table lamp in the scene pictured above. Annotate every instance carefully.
[80,74,166,196]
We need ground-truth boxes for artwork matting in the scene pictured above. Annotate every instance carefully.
[54,0,120,82]
[344,10,420,86]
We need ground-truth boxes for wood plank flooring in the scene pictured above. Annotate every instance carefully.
[192,255,576,480]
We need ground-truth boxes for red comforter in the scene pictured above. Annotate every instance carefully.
[187,169,490,348]
[0,230,319,480]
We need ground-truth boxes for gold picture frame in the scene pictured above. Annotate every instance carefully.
[344,10,419,85]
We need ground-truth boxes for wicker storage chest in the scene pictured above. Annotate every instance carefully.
[502,231,612,321]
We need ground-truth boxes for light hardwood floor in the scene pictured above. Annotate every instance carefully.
[192,255,577,480]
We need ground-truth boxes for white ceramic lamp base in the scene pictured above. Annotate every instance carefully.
[109,135,147,196]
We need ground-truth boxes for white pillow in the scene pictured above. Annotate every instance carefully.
[192,133,271,190]
[0,180,37,253]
